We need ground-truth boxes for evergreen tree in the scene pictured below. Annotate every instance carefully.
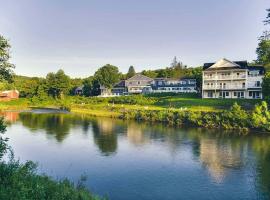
[127,66,136,78]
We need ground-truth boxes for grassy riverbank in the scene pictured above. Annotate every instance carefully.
[0,94,268,132]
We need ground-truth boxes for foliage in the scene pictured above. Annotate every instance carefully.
[251,101,270,131]
[127,66,136,78]
[69,78,83,95]
[109,95,156,105]
[0,118,7,159]
[82,77,100,97]
[0,159,102,200]
[119,101,270,132]
[0,35,14,82]
[46,69,71,99]
[256,9,270,69]
[263,71,270,100]
[256,39,270,68]
[94,64,120,89]
[264,8,270,25]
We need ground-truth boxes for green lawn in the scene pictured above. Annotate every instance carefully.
[0,94,263,114]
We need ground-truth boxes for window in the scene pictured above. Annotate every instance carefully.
[234,92,237,96]
[226,92,229,97]
[208,92,213,98]
[242,83,245,88]
[241,92,244,98]
[219,92,222,98]
[255,81,261,87]
[138,81,141,85]
[249,91,252,96]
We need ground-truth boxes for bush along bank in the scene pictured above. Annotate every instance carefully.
[119,101,270,132]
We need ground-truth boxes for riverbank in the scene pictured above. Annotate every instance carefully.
[0,94,269,132]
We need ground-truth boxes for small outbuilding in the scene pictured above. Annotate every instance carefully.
[0,90,19,101]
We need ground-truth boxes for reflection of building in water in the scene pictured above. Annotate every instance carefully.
[96,118,115,134]
[126,123,148,145]
[92,118,118,156]
[0,112,19,123]
[200,139,242,183]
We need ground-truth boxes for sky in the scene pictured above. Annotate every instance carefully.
[0,0,269,78]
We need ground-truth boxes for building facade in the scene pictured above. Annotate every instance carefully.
[99,74,198,97]
[125,74,154,94]
[0,90,19,101]
[152,78,197,93]
[202,59,265,99]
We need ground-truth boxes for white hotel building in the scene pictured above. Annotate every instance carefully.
[202,59,265,99]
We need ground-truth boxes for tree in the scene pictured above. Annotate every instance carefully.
[171,56,178,68]
[46,69,70,99]
[0,35,14,82]
[0,35,14,158]
[264,8,270,25]
[256,9,270,70]
[94,64,120,89]
[262,71,270,100]
[127,66,136,78]
[82,76,100,96]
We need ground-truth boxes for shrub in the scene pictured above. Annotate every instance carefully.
[251,101,270,131]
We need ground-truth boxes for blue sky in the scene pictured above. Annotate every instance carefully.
[0,0,269,78]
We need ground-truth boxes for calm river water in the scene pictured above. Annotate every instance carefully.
[3,111,270,200]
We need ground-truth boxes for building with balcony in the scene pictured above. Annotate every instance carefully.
[202,58,265,99]
[152,78,197,93]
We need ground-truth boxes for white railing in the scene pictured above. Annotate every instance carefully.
[203,85,246,90]
[204,75,246,80]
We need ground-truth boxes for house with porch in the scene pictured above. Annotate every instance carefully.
[152,78,197,93]
[125,74,154,94]
[202,58,265,99]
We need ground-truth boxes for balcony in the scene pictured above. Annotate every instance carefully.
[203,85,246,90]
[203,74,246,80]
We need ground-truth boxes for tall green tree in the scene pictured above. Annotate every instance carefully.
[0,35,14,158]
[94,64,120,89]
[262,71,270,100]
[0,35,15,82]
[46,69,70,99]
[256,9,270,70]
[82,77,100,96]
[127,66,136,78]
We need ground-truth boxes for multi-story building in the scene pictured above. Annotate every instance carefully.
[202,58,265,99]
[152,78,197,93]
[125,74,154,94]
[99,74,198,97]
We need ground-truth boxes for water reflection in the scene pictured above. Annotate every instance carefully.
[92,118,119,156]
[0,111,19,123]
[4,112,270,199]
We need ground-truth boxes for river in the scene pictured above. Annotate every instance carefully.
[2,111,270,200]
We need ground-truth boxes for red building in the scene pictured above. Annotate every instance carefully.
[0,90,19,101]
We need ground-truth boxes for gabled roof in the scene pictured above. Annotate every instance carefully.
[203,58,266,74]
[114,80,125,88]
[126,74,153,81]
[204,58,242,71]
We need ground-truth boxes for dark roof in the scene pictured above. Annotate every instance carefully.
[114,80,125,88]
[203,59,265,74]
[247,66,266,75]
[203,60,248,70]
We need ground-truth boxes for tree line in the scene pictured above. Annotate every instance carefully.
[0,9,269,100]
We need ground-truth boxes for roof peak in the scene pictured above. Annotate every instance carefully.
[207,58,241,70]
